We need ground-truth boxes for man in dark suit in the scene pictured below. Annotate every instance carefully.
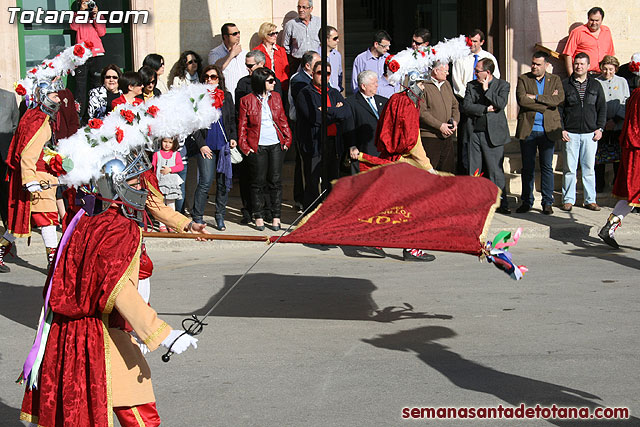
[515,51,564,215]
[462,57,512,214]
[344,70,387,174]
[289,50,321,211]
[0,83,20,230]
[296,61,351,209]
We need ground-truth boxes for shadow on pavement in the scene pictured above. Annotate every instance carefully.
[0,399,22,426]
[161,273,452,322]
[362,326,638,426]
[0,282,43,330]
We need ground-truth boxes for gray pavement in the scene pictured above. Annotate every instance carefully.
[1,219,639,425]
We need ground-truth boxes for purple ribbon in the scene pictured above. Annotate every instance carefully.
[22,208,85,381]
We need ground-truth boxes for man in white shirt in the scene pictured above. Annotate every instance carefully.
[451,29,500,174]
[208,22,248,102]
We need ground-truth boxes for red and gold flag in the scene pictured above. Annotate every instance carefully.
[273,163,500,255]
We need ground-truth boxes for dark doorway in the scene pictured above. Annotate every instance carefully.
[343,0,487,95]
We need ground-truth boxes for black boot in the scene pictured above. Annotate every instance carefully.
[0,242,13,273]
[598,214,621,249]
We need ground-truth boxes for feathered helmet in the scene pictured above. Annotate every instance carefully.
[52,84,224,218]
[385,35,473,85]
[15,42,94,116]
[629,53,640,76]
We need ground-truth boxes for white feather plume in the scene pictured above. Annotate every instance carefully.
[387,35,472,85]
[57,83,222,187]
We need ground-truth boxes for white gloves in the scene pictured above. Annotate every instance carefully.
[161,329,198,354]
[25,181,43,193]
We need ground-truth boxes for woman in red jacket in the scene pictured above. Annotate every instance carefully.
[238,68,292,231]
[254,22,290,94]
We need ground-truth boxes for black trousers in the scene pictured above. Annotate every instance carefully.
[302,136,339,210]
[422,135,455,174]
[246,144,285,219]
[74,56,103,121]
[469,131,509,208]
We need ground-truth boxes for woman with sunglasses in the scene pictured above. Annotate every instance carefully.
[111,71,144,110]
[87,64,122,120]
[143,53,168,94]
[238,68,292,231]
[254,22,290,94]
[137,66,161,102]
[190,65,237,231]
[168,50,202,89]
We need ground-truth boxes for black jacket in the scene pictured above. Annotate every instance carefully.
[188,90,237,152]
[295,84,351,155]
[560,75,607,133]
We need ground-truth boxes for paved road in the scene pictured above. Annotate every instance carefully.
[1,236,638,426]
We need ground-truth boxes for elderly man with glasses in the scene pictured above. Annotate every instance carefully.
[208,22,248,102]
[351,30,392,95]
[283,0,322,76]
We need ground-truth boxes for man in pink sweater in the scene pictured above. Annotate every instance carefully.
[70,0,106,120]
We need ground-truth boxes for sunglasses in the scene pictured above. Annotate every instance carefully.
[268,31,279,37]
[187,59,197,65]
[266,78,276,83]
[225,31,240,36]
[297,5,311,9]
[146,80,156,85]
[378,43,391,49]
[205,74,219,80]
[331,36,339,41]
[104,75,118,80]
[412,39,425,45]
[315,71,331,76]
[245,62,257,69]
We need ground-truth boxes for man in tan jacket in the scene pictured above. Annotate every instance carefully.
[419,61,460,173]
[515,51,564,214]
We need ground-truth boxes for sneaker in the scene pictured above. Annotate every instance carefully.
[403,249,436,262]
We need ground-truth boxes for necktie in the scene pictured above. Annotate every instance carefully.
[367,97,379,119]
[472,54,479,80]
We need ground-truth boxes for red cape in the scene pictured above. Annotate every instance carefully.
[21,208,141,426]
[5,108,49,237]
[374,90,420,160]
[613,88,640,204]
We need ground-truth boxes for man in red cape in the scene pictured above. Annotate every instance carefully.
[598,87,640,248]
[20,158,199,426]
[352,72,438,261]
[1,87,61,273]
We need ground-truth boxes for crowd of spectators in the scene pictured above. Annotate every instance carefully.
[2,1,638,239]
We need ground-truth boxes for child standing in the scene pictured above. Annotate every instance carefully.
[152,137,184,231]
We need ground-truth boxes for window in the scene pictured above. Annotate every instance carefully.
[17,0,132,77]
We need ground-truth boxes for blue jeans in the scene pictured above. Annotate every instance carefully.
[174,166,188,213]
[192,150,228,223]
[519,131,555,207]
[562,132,597,204]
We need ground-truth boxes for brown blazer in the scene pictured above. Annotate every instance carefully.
[419,79,460,139]
[515,72,564,141]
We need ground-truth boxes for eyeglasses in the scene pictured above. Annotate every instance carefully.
[268,31,279,37]
[104,75,118,80]
[315,71,331,76]
[266,78,276,84]
[245,62,257,69]
[474,68,487,74]
[297,5,311,9]
[225,31,240,36]
[205,74,219,80]
[378,43,391,49]
[331,36,339,41]
[187,59,197,65]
